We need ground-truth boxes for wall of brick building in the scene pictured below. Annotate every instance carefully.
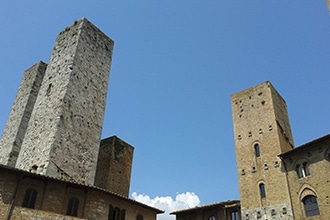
[0,167,161,220]
[281,137,330,219]
[172,202,240,220]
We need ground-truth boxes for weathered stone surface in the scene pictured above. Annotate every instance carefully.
[15,18,114,185]
[0,62,46,167]
[95,136,134,197]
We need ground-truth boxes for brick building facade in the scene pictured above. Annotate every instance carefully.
[172,82,330,220]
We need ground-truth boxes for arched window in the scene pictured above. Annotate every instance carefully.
[136,214,143,220]
[231,211,239,220]
[302,162,310,176]
[209,216,216,220]
[296,164,303,178]
[296,162,310,178]
[120,209,126,220]
[66,197,79,216]
[303,195,320,217]
[22,188,37,209]
[109,205,123,220]
[259,183,266,198]
[254,143,260,157]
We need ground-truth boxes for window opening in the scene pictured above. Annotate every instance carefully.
[303,195,320,217]
[136,214,143,220]
[231,211,239,220]
[303,162,310,176]
[296,164,303,178]
[22,188,37,209]
[296,162,310,178]
[120,209,126,220]
[257,211,261,218]
[254,144,260,157]
[209,216,216,220]
[66,197,79,216]
[259,183,266,198]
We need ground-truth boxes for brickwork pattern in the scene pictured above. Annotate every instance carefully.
[0,167,161,220]
[231,82,294,219]
[281,137,330,219]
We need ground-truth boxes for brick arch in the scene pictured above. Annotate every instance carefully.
[293,158,310,168]
[298,185,318,201]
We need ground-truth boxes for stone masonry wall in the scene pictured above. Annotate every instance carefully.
[15,18,114,185]
[0,62,46,167]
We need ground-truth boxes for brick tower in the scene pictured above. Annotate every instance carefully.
[1,18,114,185]
[231,81,294,219]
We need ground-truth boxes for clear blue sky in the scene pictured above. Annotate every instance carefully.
[0,1,329,219]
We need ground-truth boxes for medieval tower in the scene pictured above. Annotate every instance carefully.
[0,19,164,219]
[0,18,114,185]
[231,81,295,219]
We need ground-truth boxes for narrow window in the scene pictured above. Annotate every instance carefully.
[254,144,260,157]
[303,162,310,176]
[208,216,216,220]
[22,188,37,209]
[259,183,266,198]
[303,195,320,217]
[296,162,310,178]
[108,205,114,220]
[109,205,120,220]
[296,164,303,178]
[120,209,126,220]
[231,211,239,220]
[66,197,79,216]
[136,214,143,220]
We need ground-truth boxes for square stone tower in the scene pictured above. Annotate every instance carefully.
[94,136,134,197]
[9,18,114,185]
[231,81,294,219]
[0,62,47,166]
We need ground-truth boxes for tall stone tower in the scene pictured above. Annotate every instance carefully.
[0,62,47,166]
[231,81,294,219]
[0,18,114,185]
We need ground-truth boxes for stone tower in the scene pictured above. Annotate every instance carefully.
[94,136,134,197]
[231,81,294,219]
[0,18,114,185]
[0,62,47,166]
